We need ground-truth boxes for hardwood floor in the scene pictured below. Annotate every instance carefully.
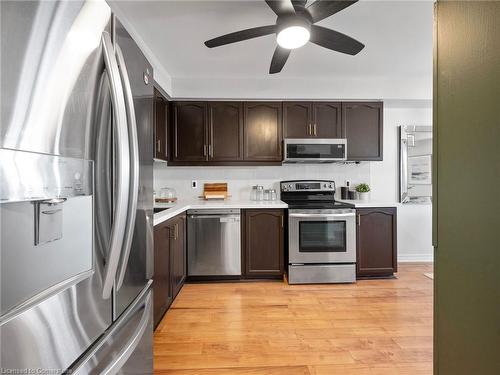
[154,263,433,375]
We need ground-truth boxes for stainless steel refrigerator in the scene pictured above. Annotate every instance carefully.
[0,1,154,373]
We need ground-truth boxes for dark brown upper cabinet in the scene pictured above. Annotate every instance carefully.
[242,209,284,278]
[154,88,169,161]
[208,102,244,161]
[342,102,383,161]
[169,100,383,164]
[283,102,312,138]
[312,102,342,138]
[356,207,397,278]
[243,102,283,161]
[172,102,208,162]
[284,102,342,139]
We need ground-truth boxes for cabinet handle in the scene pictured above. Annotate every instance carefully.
[209,144,213,158]
[357,214,361,227]
[175,223,179,240]
[156,139,161,153]
[203,144,207,156]
[281,215,284,228]
[307,123,311,136]
[313,124,317,136]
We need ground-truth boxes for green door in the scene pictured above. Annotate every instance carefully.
[434,2,500,374]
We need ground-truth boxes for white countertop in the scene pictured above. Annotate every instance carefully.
[337,199,398,208]
[153,199,288,226]
[153,199,398,226]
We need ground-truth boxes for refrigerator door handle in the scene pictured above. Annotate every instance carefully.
[100,292,152,375]
[101,32,131,299]
[70,287,153,375]
[400,137,409,203]
[114,43,140,291]
[145,213,154,279]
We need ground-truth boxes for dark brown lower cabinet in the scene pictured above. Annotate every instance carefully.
[153,221,172,328]
[153,213,186,328]
[356,207,397,278]
[242,209,284,278]
[171,213,186,298]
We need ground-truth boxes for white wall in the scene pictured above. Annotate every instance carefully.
[109,1,174,94]
[370,101,433,262]
[172,76,431,101]
[154,162,371,201]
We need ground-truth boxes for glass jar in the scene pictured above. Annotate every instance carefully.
[264,189,271,201]
[256,185,264,201]
[251,185,259,201]
[158,187,177,202]
[269,189,277,201]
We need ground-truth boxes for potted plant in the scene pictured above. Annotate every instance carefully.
[355,183,371,201]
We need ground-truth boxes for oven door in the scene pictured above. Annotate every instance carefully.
[288,209,356,264]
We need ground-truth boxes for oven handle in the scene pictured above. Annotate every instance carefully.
[289,212,355,218]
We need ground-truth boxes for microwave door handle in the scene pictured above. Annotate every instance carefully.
[115,43,140,291]
[101,32,131,300]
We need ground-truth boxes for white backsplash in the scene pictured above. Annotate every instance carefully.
[154,162,371,201]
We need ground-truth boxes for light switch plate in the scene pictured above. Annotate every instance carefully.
[191,180,197,189]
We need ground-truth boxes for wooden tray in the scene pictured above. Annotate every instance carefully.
[203,183,228,200]
[155,197,177,203]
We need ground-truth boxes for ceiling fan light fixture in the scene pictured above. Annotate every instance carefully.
[277,26,310,49]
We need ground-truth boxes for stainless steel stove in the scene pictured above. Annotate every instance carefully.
[280,180,356,284]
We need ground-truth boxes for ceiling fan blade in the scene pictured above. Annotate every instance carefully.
[291,0,308,11]
[310,25,364,55]
[205,25,276,48]
[307,0,358,23]
[269,46,291,74]
[265,0,295,16]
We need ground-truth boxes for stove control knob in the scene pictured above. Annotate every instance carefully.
[328,183,334,189]
[288,184,293,190]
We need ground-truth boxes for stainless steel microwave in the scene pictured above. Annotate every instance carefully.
[284,138,347,163]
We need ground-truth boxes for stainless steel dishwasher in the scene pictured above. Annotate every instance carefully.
[187,209,241,276]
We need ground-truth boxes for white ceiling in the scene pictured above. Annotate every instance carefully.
[111,0,433,99]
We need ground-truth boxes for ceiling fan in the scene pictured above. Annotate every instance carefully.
[204,0,365,74]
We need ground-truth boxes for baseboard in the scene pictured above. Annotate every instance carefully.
[398,253,434,262]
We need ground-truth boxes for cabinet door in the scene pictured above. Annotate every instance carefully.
[283,102,312,138]
[243,102,283,161]
[154,88,168,160]
[312,102,342,138]
[153,223,172,328]
[171,214,186,298]
[342,102,383,161]
[173,102,207,161]
[208,102,243,161]
[356,207,397,277]
[243,209,284,277]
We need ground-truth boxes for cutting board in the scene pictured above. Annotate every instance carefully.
[202,183,228,200]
